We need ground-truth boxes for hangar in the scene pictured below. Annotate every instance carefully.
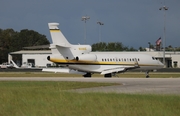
[8,45,180,68]
[8,45,53,68]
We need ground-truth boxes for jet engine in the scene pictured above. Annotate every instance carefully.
[75,54,97,61]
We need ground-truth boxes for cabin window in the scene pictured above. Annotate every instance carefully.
[124,59,126,61]
[105,59,106,61]
[130,59,131,61]
[119,59,121,61]
[138,58,140,61]
[102,59,104,61]
[110,59,112,61]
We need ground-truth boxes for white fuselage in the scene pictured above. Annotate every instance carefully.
[61,53,164,73]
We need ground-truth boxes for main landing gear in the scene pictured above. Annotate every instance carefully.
[83,73,91,77]
[83,73,113,78]
[104,73,112,78]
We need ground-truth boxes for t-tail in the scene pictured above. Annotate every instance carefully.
[48,23,71,47]
[48,23,93,63]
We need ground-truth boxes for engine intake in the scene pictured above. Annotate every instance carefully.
[47,56,50,60]
[75,54,97,61]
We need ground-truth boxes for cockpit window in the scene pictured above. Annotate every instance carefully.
[152,57,156,60]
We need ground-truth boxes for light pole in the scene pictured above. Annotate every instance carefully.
[159,5,168,67]
[148,42,151,51]
[82,16,90,44]
[97,21,104,42]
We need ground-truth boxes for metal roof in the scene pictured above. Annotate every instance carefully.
[9,50,51,54]
[23,44,50,50]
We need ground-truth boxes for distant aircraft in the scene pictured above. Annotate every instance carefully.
[42,23,164,78]
[10,60,41,69]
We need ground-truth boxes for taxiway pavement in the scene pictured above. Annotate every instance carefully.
[0,77,180,95]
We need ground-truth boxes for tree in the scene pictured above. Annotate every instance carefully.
[92,42,107,51]
[139,47,146,51]
[92,42,137,51]
[18,29,49,48]
[0,28,50,63]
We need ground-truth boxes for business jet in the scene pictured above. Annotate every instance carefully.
[42,23,164,78]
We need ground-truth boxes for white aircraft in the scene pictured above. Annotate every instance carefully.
[43,23,164,78]
[10,60,41,69]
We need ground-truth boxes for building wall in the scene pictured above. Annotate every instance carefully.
[171,54,180,68]
[22,54,53,67]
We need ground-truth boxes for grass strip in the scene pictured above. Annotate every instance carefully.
[0,81,179,116]
[0,72,180,78]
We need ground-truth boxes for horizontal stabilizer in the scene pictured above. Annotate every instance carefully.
[49,44,71,49]
[42,68,86,75]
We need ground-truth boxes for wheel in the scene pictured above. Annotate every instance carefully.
[83,73,91,78]
[146,71,150,78]
[104,73,112,78]
[146,75,149,78]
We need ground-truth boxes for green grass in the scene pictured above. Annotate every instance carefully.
[0,72,180,78]
[0,81,180,116]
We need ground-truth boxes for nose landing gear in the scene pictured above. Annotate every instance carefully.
[146,71,149,78]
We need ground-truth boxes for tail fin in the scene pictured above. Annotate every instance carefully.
[48,23,71,47]
[10,60,20,68]
[47,22,92,61]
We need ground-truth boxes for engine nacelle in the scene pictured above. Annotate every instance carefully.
[76,54,97,61]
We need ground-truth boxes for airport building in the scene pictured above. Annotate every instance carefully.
[8,45,180,68]
[8,45,53,68]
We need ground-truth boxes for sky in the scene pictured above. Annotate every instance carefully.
[0,0,180,49]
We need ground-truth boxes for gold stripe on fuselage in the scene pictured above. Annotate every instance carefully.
[50,58,160,66]
[50,58,137,65]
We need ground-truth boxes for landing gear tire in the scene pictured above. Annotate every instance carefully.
[146,75,149,78]
[104,73,112,78]
[83,73,91,78]
[146,71,149,78]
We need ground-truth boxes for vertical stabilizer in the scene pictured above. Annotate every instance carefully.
[48,23,71,47]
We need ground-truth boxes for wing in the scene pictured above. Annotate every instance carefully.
[42,68,86,75]
[101,67,126,75]
[101,60,140,75]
